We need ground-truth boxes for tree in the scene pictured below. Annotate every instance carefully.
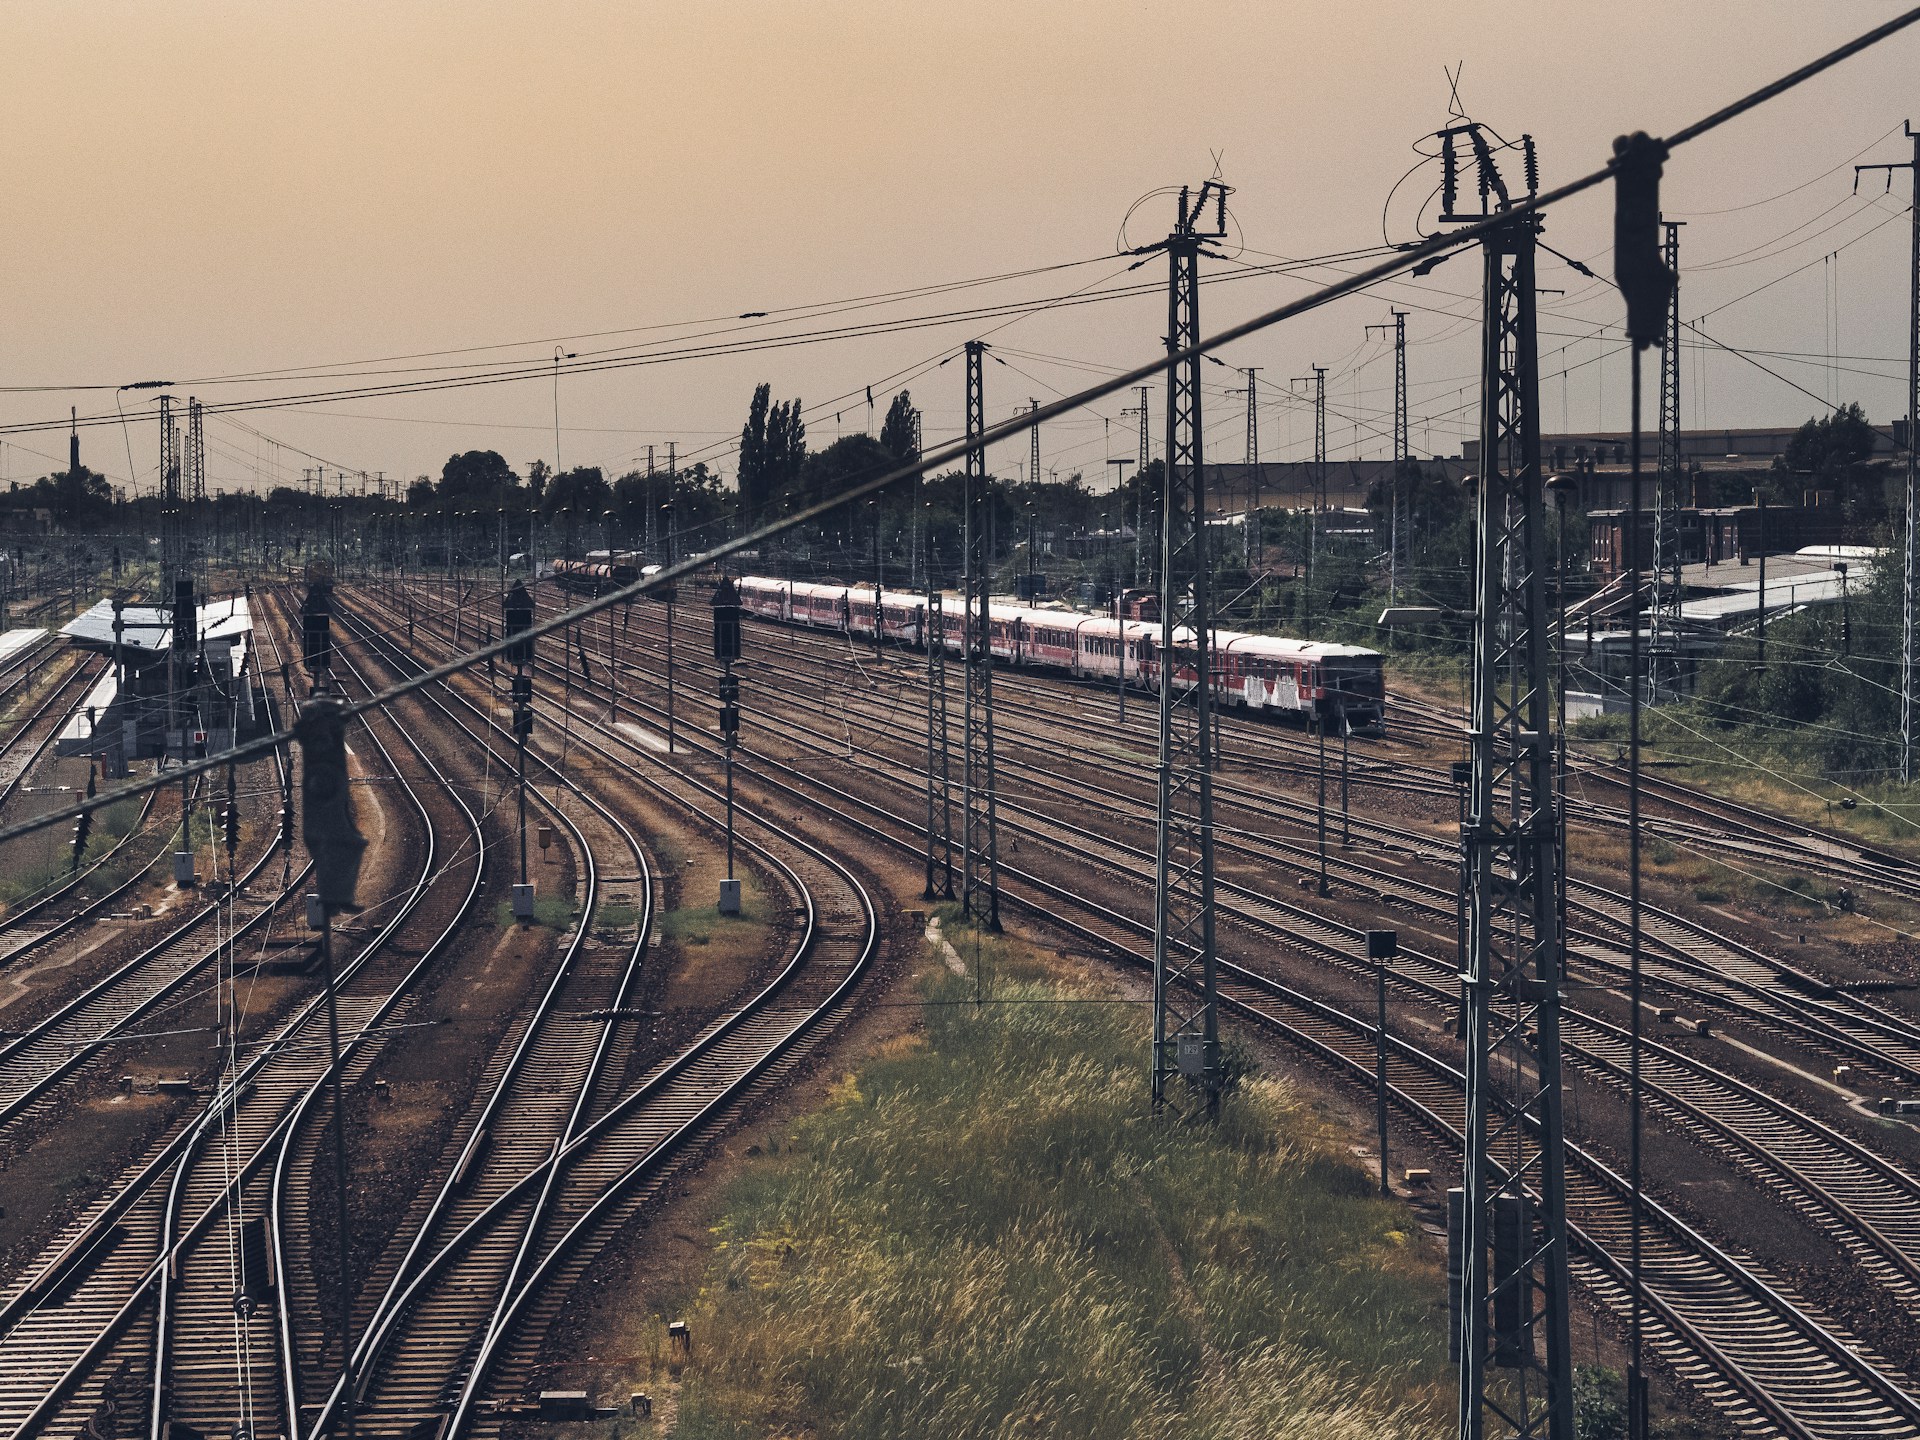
[739,383,773,515]
[406,476,436,507]
[438,450,518,506]
[767,396,807,511]
[1774,402,1887,522]
[540,465,611,521]
[879,390,920,465]
[40,465,113,527]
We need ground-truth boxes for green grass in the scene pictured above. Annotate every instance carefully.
[664,964,1451,1440]
[658,879,764,945]
[494,895,579,929]
[593,900,642,931]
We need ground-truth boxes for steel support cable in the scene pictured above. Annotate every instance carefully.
[4,6,1918,857]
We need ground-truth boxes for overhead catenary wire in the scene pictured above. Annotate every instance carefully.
[1,7,1917,857]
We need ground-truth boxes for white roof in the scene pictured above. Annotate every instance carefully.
[62,594,252,656]
[0,629,45,665]
[57,671,118,747]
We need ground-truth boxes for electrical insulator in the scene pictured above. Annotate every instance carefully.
[1441,132,1459,215]
[1522,134,1539,197]
[577,647,593,684]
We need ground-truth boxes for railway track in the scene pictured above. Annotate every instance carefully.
[0,597,465,1439]
[385,577,1920,1438]
[321,589,880,1435]
[0,652,106,816]
[485,584,1920,1097]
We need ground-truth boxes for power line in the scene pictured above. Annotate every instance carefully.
[1,6,1916,857]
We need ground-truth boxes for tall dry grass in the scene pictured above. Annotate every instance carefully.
[668,956,1450,1439]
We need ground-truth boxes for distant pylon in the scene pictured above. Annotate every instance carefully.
[1651,220,1685,701]
[961,340,999,929]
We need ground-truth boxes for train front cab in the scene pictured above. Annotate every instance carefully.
[1321,657,1386,734]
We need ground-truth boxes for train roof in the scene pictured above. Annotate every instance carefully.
[1219,631,1380,661]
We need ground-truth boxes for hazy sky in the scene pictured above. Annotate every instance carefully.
[2,2,1917,497]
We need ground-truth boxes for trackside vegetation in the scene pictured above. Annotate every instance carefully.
[661,934,1453,1439]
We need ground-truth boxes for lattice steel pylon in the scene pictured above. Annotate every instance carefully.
[925,574,955,901]
[1650,221,1684,701]
[1368,312,1410,601]
[961,339,1000,928]
[1141,178,1229,1112]
[159,394,184,584]
[187,396,207,505]
[1859,127,1920,782]
[1442,123,1574,1440]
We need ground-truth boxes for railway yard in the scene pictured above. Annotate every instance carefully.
[0,557,1910,1437]
[15,8,1920,1439]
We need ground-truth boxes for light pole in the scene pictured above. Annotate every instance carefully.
[1106,457,1133,594]
[552,346,577,475]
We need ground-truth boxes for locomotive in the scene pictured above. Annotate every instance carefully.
[735,576,1385,731]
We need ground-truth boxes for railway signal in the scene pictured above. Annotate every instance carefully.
[69,768,94,872]
[1368,929,1397,1198]
[714,575,743,913]
[504,583,536,922]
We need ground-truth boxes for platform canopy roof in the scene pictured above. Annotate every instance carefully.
[61,594,251,657]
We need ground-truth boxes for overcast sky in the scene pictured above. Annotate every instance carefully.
[2,2,1916,497]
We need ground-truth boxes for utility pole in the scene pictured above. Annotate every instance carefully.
[1368,314,1410,601]
[1123,388,1151,586]
[1860,126,1920,782]
[1291,366,1328,635]
[912,410,926,589]
[961,340,1000,929]
[1651,220,1685,702]
[1227,368,1262,569]
[1440,122,1574,1440]
[1029,397,1042,502]
[160,395,183,583]
[1142,176,1230,1114]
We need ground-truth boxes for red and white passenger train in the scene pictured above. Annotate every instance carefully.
[735,576,1386,731]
